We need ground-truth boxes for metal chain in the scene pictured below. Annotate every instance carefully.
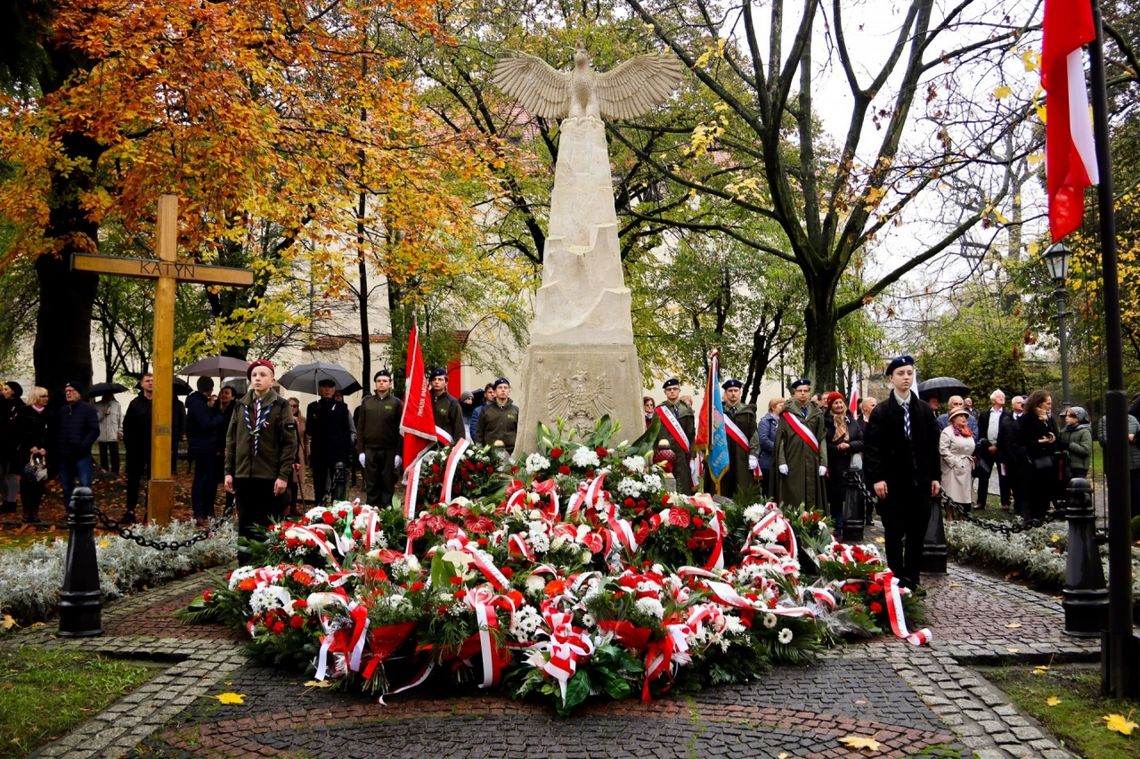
[90,495,238,551]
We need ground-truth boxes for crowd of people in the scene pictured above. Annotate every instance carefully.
[3,354,1138,586]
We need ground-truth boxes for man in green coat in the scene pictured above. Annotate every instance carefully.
[356,369,403,507]
[717,378,757,499]
[475,377,519,450]
[658,378,696,495]
[772,377,828,511]
[429,368,467,444]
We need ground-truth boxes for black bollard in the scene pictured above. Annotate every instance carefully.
[332,461,348,501]
[922,495,948,574]
[1063,477,1109,636]
[841,470,865,543]
[58,486,102,637]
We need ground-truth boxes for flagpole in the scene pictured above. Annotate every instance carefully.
[1087,0,1139,699]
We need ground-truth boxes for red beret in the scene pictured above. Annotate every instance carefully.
[246,359,275,379]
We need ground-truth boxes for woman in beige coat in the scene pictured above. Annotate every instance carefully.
[939,407,977,517]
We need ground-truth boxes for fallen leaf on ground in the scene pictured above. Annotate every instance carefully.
[1046,696,1061,706]
[1006,646,1020,653]
[304,680,335,688]
[1102,713,1138,735]
[1005,622,1022,629]
[948,581,961,588]
[1033,665,1049,675]
[839,735,882,752]
[0,614,16,630]
[215,692,245,705]
[874,537,885,545]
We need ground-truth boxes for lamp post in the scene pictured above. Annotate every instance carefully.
[1044,242,1072,407]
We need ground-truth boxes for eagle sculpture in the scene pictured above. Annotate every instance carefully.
[492,44,684,121]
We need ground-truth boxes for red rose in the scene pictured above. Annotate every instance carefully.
[595,446,608,458]
[449,576,464,585]
[431,463,441,474]
[624,497,636,508]
[868,583,883,595]
[637,499,647,508]
[692,516,704,528]
[272,621,286,635]
[500,566,514,579]
[869,601,883,615]
[292,599,308,609]
[322,512,336,525]
[290,615,305,629]
[550,447,563,459]
[559,465,571,476]
[410,581,425,592]
[202,589,214,604]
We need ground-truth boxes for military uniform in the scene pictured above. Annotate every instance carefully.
[356,391,403,507]
[721,400,757,498]
[659,399,696,494]
[772,398,828,511]
[475,400,519,449]
[431,390,467,444]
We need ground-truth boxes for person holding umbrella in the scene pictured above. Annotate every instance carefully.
[225,360,297,560]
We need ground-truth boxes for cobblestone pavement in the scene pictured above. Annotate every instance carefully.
[12,549,1101,759]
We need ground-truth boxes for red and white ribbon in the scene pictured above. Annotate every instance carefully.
[781,410,820,454]
[877,572,932,646]
[442,438,471,503]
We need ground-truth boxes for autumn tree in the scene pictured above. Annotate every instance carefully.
[614,0,1039,387]
[0,1,493,397]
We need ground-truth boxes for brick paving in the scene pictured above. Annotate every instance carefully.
[9,536,1104,759]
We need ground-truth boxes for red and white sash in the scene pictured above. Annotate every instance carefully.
[435,425,453,445]
[724,415,750,452]
[656,405,690,454]
[781,410,819,454]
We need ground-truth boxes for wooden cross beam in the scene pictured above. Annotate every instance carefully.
[72,194,254,524]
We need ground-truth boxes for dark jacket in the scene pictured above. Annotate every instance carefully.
[1018,413,1059,465]
[2,397,24,467]
[226,389,298,481]
[475,400,520,448]
[306,397,354,463]
[356,392,403,452]
[185,391,223,457]
[996,412,1024,466]
[431,390,467,443]
[752,411,779,472]
[57,400,100,462]
[123,394,153,459]
[18,404,55,465]
[864,392,940,490]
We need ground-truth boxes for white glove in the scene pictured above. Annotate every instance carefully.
[690,459,699,482]
[358,452,366,467]
[778,464,789,475]
[394,455,402,469]
[748,455,758,471]
[819,465,828,477]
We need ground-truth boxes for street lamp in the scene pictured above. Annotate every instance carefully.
[1044,242,1073,407]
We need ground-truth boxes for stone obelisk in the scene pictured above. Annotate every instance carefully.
[492,46,683,453]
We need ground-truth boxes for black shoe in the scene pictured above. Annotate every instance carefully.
[0,501,16,514]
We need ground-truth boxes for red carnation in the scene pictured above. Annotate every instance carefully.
[322,512,336,525]
[201,589,214,604]
[290,615,305,629]
[449,575,464,585]
[869,602,883,615]
[549,447,563,459]
[500,566,514,579]
[624,497,636,508]
[595,446,608,458]
[868,583,883,595]
[692,516,704,528]
[292,599,307,609]
[272,620,286,635]
[559,465,571,476]
[410,581,425,592]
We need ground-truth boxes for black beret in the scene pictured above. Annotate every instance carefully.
[374,369,392,380]
[429,368,447,378]
[788,377,811,391]
[885,355,915,377]
[662,378,681,389]
[721,378,743,390]
[493,377,510,388]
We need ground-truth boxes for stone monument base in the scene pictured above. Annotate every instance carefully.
[513,343,644,457]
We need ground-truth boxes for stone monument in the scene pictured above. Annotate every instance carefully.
[493,45,683,454]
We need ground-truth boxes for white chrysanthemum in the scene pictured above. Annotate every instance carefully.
[763,613,778,629]
[525,453,551,473]
[249,585,292,614]
[644,474,663,489]
[525,575,547,595]
[374,593,411,612]
[635,597,665,619]
[616,478,644,498]
[743,504,769,524]
[571,446,601,468]
[227,566,257,590]
[580,612,596,627]
[724,615,747,635]
[778,627,794,644]
[509,605,542,640]
[622,456,646,473]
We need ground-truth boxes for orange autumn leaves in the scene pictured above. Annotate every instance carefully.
[0,0,494,296]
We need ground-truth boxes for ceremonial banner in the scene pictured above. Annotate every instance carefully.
[399,320,437,471]
[694,350,729,491]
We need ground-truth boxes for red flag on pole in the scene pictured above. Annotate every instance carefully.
[399,320,437,470]
[1042,0,1098,242]
[848,380,860,416]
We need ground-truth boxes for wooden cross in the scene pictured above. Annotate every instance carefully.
[72,194,254,524]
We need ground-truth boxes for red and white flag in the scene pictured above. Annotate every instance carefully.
[399,320,437,471]
[848,380,860,416]
[1042,0,1098,242]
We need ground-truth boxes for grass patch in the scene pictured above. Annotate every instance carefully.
[0,526,68,553]
[0,645,162,757]
[981,662,1139,759]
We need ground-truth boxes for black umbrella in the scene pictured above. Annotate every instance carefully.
[917,377,970,403]
[178,355,249,378]
[277,362,357,395]
[173,377,193,396]
[86,381,128,397]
